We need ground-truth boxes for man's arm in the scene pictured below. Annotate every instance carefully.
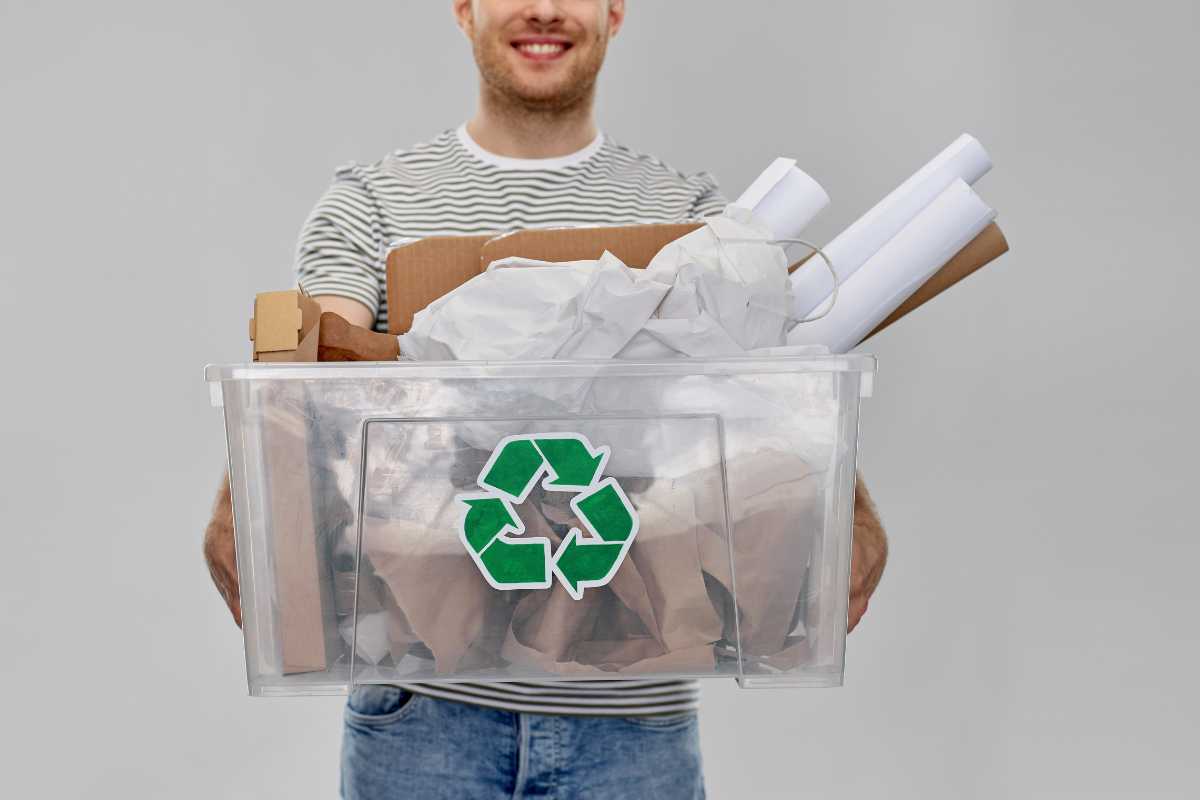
[848,470,888,632]
[203,296,383,626]
[315,296,373,330]
[204,470,241,626]
[205,164,391,625]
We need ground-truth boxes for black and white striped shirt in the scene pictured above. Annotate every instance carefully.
[296,124,727,716]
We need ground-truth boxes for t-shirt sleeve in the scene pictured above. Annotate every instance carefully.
[294,164,385,320]
[691,171,730,219]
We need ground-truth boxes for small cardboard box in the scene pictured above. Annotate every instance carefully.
[250,290,322,362]
[385,222,1010,342]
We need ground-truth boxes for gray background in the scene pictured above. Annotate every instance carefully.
[1,1,1197,797]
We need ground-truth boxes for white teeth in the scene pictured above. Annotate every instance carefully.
[519,43,564,55]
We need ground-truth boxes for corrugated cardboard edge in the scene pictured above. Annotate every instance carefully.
[386,235,493,336]
[387,221,1008,340]
[480,223,703,267]
[385,224,703,335]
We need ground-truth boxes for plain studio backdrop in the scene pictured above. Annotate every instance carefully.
[1,1,1197,797]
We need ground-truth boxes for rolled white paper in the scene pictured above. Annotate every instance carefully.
[786,179,996,353]
[733,157,830,242]
[790,133,992,319]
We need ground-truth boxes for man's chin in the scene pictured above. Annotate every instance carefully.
[504,81,588,112]
[477,45,600,113]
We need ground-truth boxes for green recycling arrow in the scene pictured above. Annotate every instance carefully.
[480,438,545,501]
[571,479,637,543]
[457,493,551,590]
[460,497,519,553]
[552,529,625,597]
[553,478,640,599]
[456,433,637,599]
[479,535,550,586]
[535,435,607,490]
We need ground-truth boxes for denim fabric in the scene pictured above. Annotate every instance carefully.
[341,685,705,799]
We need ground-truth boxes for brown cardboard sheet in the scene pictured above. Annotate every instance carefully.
[480,223,702,268]
[355,451,824,676]
[261,396,332,674]
[385,224,702,335]
[316,311,400,362]
[386,221,1008,339]
[385,234,493,337]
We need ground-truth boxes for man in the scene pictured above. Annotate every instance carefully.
[204,1,889,797]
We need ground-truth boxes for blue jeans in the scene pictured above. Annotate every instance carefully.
[341,685,706,799]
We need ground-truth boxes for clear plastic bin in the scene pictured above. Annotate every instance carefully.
[206,355,875,696]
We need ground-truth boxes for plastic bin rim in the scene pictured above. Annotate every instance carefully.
[204,354,877,383]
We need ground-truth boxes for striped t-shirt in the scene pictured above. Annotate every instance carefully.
[295,124,727,716]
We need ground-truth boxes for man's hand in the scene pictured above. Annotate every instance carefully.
[848,471,888,632]
[204,296,392,628]
[204,471,242,627]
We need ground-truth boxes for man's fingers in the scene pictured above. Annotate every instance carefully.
[224,568,242,627]
[847,594,868,633]
[212,568,243,628]
[203,535,243,627]
[217,562,242,626]
[227,585,242,627]
[847,534,877,633]
[849,563,868,595]
[204,473,244,628]
[866,560,885,597]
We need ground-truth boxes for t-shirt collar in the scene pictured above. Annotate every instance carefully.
[456,123,604,170]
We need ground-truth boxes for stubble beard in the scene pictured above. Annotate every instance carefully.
[473,32,608,118]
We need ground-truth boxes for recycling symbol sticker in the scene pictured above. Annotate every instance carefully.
[456,433,639,601]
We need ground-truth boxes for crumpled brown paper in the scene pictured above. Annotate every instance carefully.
[353,446,823,679]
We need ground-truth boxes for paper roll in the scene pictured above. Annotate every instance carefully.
[790,133,992,319]
[861,222,1010,343]
[733,157,830,242]
[786,179,996,353]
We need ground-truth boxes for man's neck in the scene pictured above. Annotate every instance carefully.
[466,89,598,160]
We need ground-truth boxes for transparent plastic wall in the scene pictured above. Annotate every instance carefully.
[207,355,875,696]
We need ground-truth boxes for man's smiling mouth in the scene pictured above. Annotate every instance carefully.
[512,39,572,60]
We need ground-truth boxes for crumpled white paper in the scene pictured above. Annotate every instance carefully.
[399,207,802,363]
[619,207,795,358]
[399,252,670,361]
[340,610,392,666]
[396,207,837,475]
